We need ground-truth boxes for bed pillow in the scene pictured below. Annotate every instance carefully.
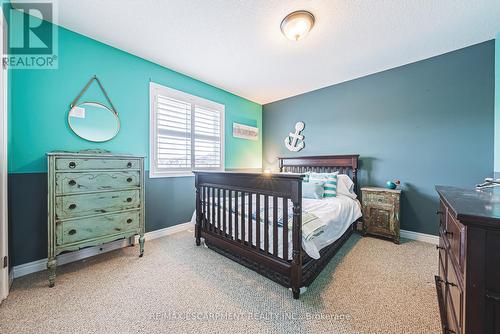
[307,172,339,197]
[337,174,357,199]
[323,174,338,197]
[302,181,325,199]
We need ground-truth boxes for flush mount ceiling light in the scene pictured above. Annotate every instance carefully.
[280,10,315,41]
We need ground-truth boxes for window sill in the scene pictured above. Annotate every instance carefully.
[148,172,194,179]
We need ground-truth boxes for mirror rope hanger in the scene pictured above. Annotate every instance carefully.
[70,75,118,115]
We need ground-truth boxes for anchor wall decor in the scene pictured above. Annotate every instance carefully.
[284,121,305,152]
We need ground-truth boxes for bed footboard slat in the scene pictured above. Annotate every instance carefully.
[273,196,278,257]
[248,193,253,247]
[207,187,212,232]
[228,190,233,238]
[234,191,239,242]
[264,195,269,253]
[217,188,221,234]
[222,189,226,235]
[282,197,289,261]
[210,188,216,231]
[241,192,246,244]
[256,195,261,252]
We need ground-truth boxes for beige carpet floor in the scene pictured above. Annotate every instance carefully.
[0,229,441,334]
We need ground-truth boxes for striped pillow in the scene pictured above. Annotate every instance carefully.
[323,174,338,197]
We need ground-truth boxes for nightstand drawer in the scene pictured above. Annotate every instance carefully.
[363,193,389,205]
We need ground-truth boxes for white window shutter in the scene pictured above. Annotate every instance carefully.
[150,83,224,177]
[194,105,222,169]
[155,94,192,170]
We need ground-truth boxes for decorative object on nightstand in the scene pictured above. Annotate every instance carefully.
[361,187,401,244]
[47,150,145,287]
[385,179,400,190]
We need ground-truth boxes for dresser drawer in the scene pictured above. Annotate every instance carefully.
[56,210,140,245]
[445,293,460,334]
[445,212,465,273]
[55,157,140,170]
[446,255,463,333]
[438,235,447,280]
[55,171,140,194]
[55,190,140,220]
[438,200,447,230]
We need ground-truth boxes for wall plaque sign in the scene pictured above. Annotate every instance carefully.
[233,122,259,141]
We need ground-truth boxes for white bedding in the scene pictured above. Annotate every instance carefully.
[191,194,362,260]
[300,195,362,258]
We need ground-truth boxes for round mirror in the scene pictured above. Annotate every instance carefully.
[68,102,120,142]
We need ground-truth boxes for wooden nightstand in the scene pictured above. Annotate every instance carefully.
[361,187,401,244]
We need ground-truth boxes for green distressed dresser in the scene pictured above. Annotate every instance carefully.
[361,187,401,244]
[47,150,145,287]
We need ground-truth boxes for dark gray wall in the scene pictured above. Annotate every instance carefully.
[8,172,195,266]
[263,41,495,236]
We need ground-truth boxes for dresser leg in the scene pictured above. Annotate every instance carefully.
[139,235,145,257]
[47,258,57,287]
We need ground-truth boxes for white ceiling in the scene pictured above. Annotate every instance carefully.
[23,0,500,104]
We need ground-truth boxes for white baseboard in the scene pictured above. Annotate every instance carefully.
[12,221,193,279]
[400,229,439,245]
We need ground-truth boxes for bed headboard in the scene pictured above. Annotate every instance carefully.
[278,155,359,194]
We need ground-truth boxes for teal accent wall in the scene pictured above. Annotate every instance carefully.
[495,34,500,175]
[7,12,262,266]
[8,15,262,173]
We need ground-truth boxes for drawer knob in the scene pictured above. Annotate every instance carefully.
[444,328,456,334]
[69,204,77,210]
[68,161,76,169]
[436,245,445,250]
[436,210,443,215]
[126,197,132,202]
[127,162,132,168]
[68,180,76,186]
[127,218,133,224]
[445,230,453,237]
[127,177,133,183]
[68,229,76,235]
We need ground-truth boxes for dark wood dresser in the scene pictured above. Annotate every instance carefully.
[436,186,500,334]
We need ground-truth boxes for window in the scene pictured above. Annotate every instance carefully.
[150,83,224,177]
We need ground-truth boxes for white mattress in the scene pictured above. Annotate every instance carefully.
[191,194,362,260]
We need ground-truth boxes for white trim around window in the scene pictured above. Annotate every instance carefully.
[149,82,225,178]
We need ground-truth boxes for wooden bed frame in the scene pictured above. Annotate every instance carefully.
[194,155,359,299]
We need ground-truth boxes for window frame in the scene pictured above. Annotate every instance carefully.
[149,82,225,178]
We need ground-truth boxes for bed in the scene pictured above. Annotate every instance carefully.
[193,155,361,299]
